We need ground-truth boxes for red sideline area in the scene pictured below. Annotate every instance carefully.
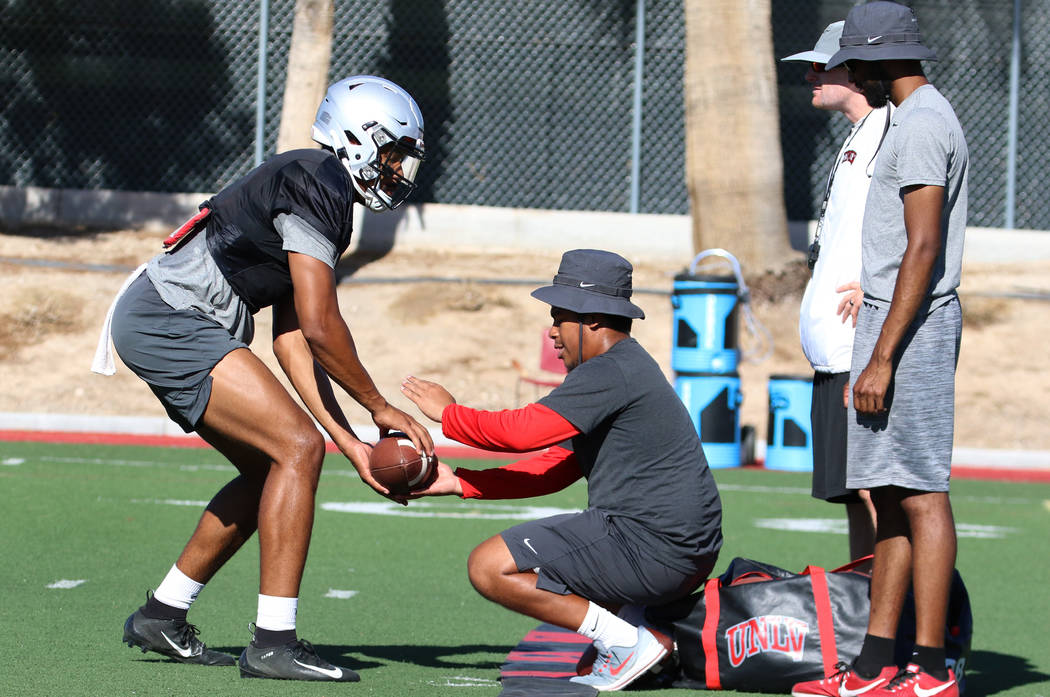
[741,459,1050,483]
[0,429,519,462]
[4,430,1049,482]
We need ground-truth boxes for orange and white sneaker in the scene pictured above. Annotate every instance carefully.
[874,664,958,697]
[790,662,897,697]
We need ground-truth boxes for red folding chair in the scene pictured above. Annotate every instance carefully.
[512,328,567,402]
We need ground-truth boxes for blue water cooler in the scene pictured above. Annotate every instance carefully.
[674,372,742,469]
[672,249,748,468]
[671,274,739,374]
[765,375,814,471]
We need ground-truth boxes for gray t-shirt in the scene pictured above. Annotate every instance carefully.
[538,338,723,572]
[860,84,968,308]
[146,212,339,343]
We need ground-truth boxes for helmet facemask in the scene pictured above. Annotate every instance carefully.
[312,76,426,212]
[352,123,424,211]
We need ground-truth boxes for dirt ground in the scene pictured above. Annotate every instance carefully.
[1,225,1047,451]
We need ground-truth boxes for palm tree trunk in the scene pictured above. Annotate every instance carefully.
[276,0,334,153]
[682,0,793,272]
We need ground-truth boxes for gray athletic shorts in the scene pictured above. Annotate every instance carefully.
[846,296,961,492]
[811,371,859,503]
[501,508,715,607]
[110,272,247,432]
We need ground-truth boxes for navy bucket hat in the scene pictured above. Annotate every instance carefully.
[826,1,937,69]
[531,249,645,319]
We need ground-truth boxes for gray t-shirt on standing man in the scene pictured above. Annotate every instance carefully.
[860,84,968,309]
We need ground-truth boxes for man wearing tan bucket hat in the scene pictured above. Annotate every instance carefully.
[792,3,968,697]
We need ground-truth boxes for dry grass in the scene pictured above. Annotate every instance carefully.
[1,226,1048,449]
[389,282,513,323]
[0,286,86,357]
[960,294,1012,329]
[744,259,810,304]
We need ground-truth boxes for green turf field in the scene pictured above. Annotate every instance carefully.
[1,440,1047,696]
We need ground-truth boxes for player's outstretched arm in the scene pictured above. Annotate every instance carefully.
[286,252,433,455]
[272,297,375,473]
[403,376,580,453]
[406,448,582,502]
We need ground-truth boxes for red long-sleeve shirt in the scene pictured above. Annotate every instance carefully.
[443,402,584,499]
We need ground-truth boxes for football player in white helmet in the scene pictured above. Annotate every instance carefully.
[312,75,425,212]
[108,75,433,683]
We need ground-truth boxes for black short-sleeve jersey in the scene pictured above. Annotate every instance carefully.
[203,149,355,312]
[538,338,723,571]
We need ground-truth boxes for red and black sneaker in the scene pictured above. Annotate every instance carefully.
[790,662,897,697]
[873,664,958,697]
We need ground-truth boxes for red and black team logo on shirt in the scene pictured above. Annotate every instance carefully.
[842,150,857,165]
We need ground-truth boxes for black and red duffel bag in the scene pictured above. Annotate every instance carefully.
[648,557,972,694]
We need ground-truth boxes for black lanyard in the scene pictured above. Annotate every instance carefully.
[808,107,891,270]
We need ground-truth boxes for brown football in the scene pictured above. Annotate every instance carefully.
[367,433,437,494]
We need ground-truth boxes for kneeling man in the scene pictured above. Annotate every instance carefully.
[402,249,723,692]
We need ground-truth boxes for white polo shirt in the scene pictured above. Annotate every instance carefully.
[799,104,891,373]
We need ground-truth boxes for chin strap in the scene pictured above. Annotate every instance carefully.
[578,321,585,366]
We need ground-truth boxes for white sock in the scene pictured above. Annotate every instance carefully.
[153,564,204,610]
[576,601,639,649]
[256,594,298,631]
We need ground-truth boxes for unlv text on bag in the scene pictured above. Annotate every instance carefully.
[725,615,810,667]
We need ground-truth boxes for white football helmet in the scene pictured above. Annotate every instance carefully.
[312,75,425,211]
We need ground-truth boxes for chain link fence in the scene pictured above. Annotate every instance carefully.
[776,0,1037,230]
[0,0,1045,228]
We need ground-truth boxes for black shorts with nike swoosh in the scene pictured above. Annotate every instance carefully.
[501,508,713,607]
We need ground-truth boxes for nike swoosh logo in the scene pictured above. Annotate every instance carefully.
[608,651,635,676]
[294,659,343,679]
[914,680,956,697]
[161,631,195,658]
[867,35,882,43]
[579,282,596,287]
[523,538,538,554]
[840,678,886,697]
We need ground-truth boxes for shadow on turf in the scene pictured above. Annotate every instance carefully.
[127,645,1050,694]
[125,642,505,672]
[965,651,1050,695]
[323,643,507,670]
